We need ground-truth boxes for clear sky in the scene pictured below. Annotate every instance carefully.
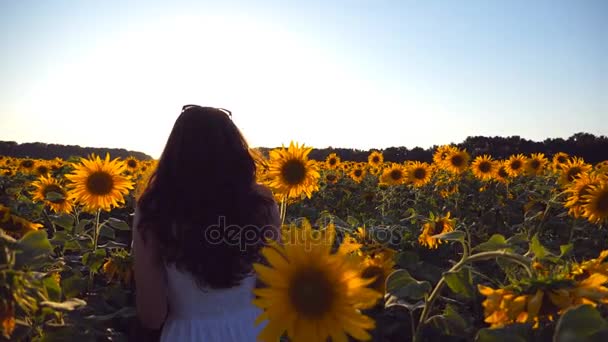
[1,0,606,158]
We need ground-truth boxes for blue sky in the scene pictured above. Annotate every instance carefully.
[1,0,606,158]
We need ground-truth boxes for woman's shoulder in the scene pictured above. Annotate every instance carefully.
[252,183,275,202]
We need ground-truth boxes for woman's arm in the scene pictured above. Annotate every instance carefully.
[133,208,168,330]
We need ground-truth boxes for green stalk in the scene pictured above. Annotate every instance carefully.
[413,250,532,341]
[88,209,101,291]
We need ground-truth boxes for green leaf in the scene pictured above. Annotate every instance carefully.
[396,251,419,269]
[346,216,359,227]
[74,219,91,234]
[106,218,131,231]
[432,230,465,242]
[529,234,549,260]
[85,307,136,321]
[98,241,128,249]
[62,275,87,298]
[560,244,573,258]
[82,249,106,271]
[554,305,608,342]
[51,214,74,230]
[19,230,53,253]
[16,230,53,267]
[476,324,531,342]
[444,268,474,299]
[474,234,511,252]
[99,225,115,239]
[40,298,86,311]
[430,304,469,337]
[43,276,62,301]
[386,269,432,300]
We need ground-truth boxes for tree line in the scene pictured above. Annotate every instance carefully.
[0,141,152,160]
[2,132,607,164]
[259,132,608,164]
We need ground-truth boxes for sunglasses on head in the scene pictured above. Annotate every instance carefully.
[181,105,232,118]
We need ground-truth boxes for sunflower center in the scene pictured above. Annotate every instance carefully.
[43,185,66,204]
[281,160,307,185]
[362,265,385,292]
[595,190,608,213]
[435,220,445,232]
[372,157,379,163]
[127,160,137,168]
[498,167,509,178]
[530,160,541,170]
[354,169,362,177]
[21,160,34,168]
[450,155,464,167]
[557,156,567,164]
[390,170,403,181]
[566,167,582,182]
[478,161,492,173]
[36,165,49,174]
[511,160,522,170]
[86,171,115,195]
[329,158,337,166]
[326,174,337,182]
[413,168,426,180]
[288,268,335,317]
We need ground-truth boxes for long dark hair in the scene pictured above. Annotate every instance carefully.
[137,106,276,288]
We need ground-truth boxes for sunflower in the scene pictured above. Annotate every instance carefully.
[34,161,50,176]
[595,161,608,175]
[493,162,511,184]
[444,149,470,174]
[505,154,527,177]
[418,213,455,249]
[325,153,341,170]
[324,171,340,185]
[349,164,367,183]
[133,165,156,200]
[432,145,458,166]
[564,172,603,218]
[18,159,36,173]
[0,205,10,223]
[124,156,139,172]
[559,157,592,187]
[581,182,608,224]
[525,153,548,176]
[338,234,363,255]
[380,163,406,186]
[65,154,134,212]
[407,161,432,187]
[367,151,384,168]
[360,249,396,294]
[552,152,570,170]
[0,301,15,338]
[471,155,497,181]
[253,222,381,342]
[267,142,320,200]
[31,175,73,213]
[102,249,133,286]
[0,213,43,239]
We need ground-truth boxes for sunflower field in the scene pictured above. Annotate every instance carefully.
[0,144,608,341]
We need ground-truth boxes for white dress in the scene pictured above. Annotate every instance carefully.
[160,265,264,341]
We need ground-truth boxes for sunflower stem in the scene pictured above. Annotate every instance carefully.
[280,196,288,225]
[88,209,101,291]
[413,250,532,341]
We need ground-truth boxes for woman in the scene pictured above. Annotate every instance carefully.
[133,105,280,341]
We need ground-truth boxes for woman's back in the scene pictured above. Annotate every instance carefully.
[133,106,279,341]
[161,265,263,341]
